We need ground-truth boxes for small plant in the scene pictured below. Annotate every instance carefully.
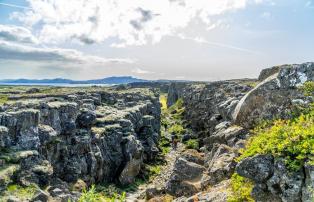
[5,184,38,200]
[78,185,102,202]
[299,81,314,96]
[227,173,254,202]
[168,123,186,135]
[185,139,199,150]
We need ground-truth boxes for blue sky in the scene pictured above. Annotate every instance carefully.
[0,0,313,80]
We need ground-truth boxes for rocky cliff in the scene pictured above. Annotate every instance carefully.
[0,88,161,201]
[161,62,313,202]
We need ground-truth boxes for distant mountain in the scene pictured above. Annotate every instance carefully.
[0,76,148,85]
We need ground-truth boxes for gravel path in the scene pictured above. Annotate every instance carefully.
[126,143,185,202]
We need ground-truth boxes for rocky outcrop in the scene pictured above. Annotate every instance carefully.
[233,63,313,128]
[236,155,307,202]
[165,149,206,197]
[164,63,313,201]
[0,88,161,200]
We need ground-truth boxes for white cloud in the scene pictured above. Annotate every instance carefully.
[12,0,264,47]
[131,67,154,74]
[0,40,133,65]
[0,24,38,44]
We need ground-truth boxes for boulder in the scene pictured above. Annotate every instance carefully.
[302,164,314,202]
[206,144,237,185]
[233,63,314,128]
[31,189,50,202]
[77,108,96,128]
[236,154,274,183]
[165,157,205,196]
[266,159,304,202]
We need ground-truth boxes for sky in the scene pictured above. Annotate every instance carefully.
[0,0,313,81]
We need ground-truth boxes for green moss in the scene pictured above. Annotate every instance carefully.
[168,123,186,135]
[185,139,199,150]
[227,173,254,202]
[0,94,8,105]
[299,81,314,96]
[4,184,38,201]
[160,94,168,110]
[238,107,314,171]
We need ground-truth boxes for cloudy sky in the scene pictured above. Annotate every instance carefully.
[0,0,313,80]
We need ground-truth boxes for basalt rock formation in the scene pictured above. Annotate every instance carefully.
[161,62,313,202]
[0,88,161,201]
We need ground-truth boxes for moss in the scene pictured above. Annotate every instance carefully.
[160,94,168,111]
[0,94,8,105]
[185,139,199,150]
[227,173,254,202]
[238,106,314,171]
[0,164,20,186]
[4,184,38,201]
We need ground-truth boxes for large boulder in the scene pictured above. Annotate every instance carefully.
[266,159,304,202]
[236,154,274,183]
[233,63,314,128]
[302,164,314,202]
[166,157,206,196]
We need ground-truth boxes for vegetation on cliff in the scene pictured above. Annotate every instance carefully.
[228,81,314,201]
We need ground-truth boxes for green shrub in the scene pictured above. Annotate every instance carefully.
[169,123,186,135]
[185,139,199,150]
[227,173,254,202]
[78,185,102,202]
[238,108,314,171]
[299,81,314,96]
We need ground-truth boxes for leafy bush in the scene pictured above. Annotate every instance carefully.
[299,81,314,96]
[78,185,126,202]
[227,173,254,202]
[185,139,199,150]
[238,107,314,171]
[169,123,186,135]
[78,185,102,202]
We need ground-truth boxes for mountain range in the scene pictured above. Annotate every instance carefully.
[0,76,149,85]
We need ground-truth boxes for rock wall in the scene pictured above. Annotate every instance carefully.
[164,63,313,201]
[0,88,161,201]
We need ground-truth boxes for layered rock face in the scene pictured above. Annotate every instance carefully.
[0,88,161,201]
[164,63,313,201]
[233,62,313,128]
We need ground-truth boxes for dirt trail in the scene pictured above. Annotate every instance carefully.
[125,143,185,202]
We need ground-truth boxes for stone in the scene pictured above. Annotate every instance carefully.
[233,63,314,128]
[31,189,50,202]
[266,159,304,202]
[236,154,274,183]
[302,164,314,202]
[77,108,96,128]
[165,157,205,196]
[207,144,237,185]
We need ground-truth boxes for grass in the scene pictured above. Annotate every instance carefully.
[78,185,126,202]
[3,184,38,201]
[227,174,254,202]
[185,139,199,150]
[0,94,8,105]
